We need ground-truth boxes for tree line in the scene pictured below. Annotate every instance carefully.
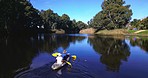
[130,17,148,30]
[1,0,148,35]
[0,0,87,35]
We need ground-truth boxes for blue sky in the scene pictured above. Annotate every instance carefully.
[30,0,148,23]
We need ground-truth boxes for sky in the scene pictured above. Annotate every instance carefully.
[30,0,148,23]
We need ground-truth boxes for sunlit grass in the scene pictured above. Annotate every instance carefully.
[138,30,148,34]
[96,29,128,35]
[128,30,137,33]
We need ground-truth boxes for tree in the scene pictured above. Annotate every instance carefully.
[140,17,148,29]
[60,14,77,33]
[90,0,132,30]
[22,1,43,32]
[60,14,70,29]
[131,19,141,28]
[61,14,70,21]
[0,0,84,34]
[40,9,59,31]
[0,0,43,34]
[76,21,88,30]
[130,17,148,30]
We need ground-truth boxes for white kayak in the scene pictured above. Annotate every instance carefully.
[51,55,70,70]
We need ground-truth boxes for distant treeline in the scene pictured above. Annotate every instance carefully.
[0,0,87,35]
[130,17,148,30]
[0,0,148,35]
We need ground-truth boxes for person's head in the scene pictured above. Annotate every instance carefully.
[63,50,67,54]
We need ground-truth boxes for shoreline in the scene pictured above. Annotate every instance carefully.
[80,28,148,37]
[95,33,148,37]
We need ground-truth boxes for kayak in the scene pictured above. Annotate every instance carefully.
[51,55,70,70]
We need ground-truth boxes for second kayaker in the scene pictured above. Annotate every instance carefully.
[56,53,63,64]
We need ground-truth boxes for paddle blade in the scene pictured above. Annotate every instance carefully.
[66,61,72,66]
[52,52,59,57]
[72,55,77,60]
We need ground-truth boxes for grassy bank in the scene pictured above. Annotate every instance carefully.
[95,29,148,36]
[128,30,137,34]
[95,29,128,35]
[138,30,148,34]
[126,30,148,36]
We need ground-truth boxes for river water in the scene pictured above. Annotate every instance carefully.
[0,34,148,78]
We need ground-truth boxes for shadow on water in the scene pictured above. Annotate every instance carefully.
[88,35,131,72]
[0,34,86,78]
[0,35,36,78]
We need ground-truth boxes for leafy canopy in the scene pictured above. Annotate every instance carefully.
[89,0,132,30]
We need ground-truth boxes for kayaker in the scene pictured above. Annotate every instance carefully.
[62,50,70,62]
[63,50,67,54]
[56,53,63,64]
[62,50,67,58]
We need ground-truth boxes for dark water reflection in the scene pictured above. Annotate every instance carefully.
[88,36,130,72]
[0,34,148,78]
[129,36,148,52]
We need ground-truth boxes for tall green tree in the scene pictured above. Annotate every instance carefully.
[60,14,77,33]
[90,0,132,30]
[40,9,60,32]
[61,14,70,21]
[76,21,88,30]
[0,0,43,34]
[60,14,70,30]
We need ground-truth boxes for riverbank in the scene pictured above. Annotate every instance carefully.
[79,28,96,34]
[95,29,128,35]
[80,28,148,36]
[97,29,148,36]
[96,29,148,36]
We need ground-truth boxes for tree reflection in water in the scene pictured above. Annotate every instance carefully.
[88,36,130,72]
[130,37,148,52]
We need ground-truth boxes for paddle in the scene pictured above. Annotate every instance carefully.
[66,61,72,66]
[52,52,59,57]
[72,55,77,60]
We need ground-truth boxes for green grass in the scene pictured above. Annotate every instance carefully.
[95,29,148,36]
[128,30,137,34]
[138,30,148,34]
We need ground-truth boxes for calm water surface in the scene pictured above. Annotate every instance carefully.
[0,34,148,78]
